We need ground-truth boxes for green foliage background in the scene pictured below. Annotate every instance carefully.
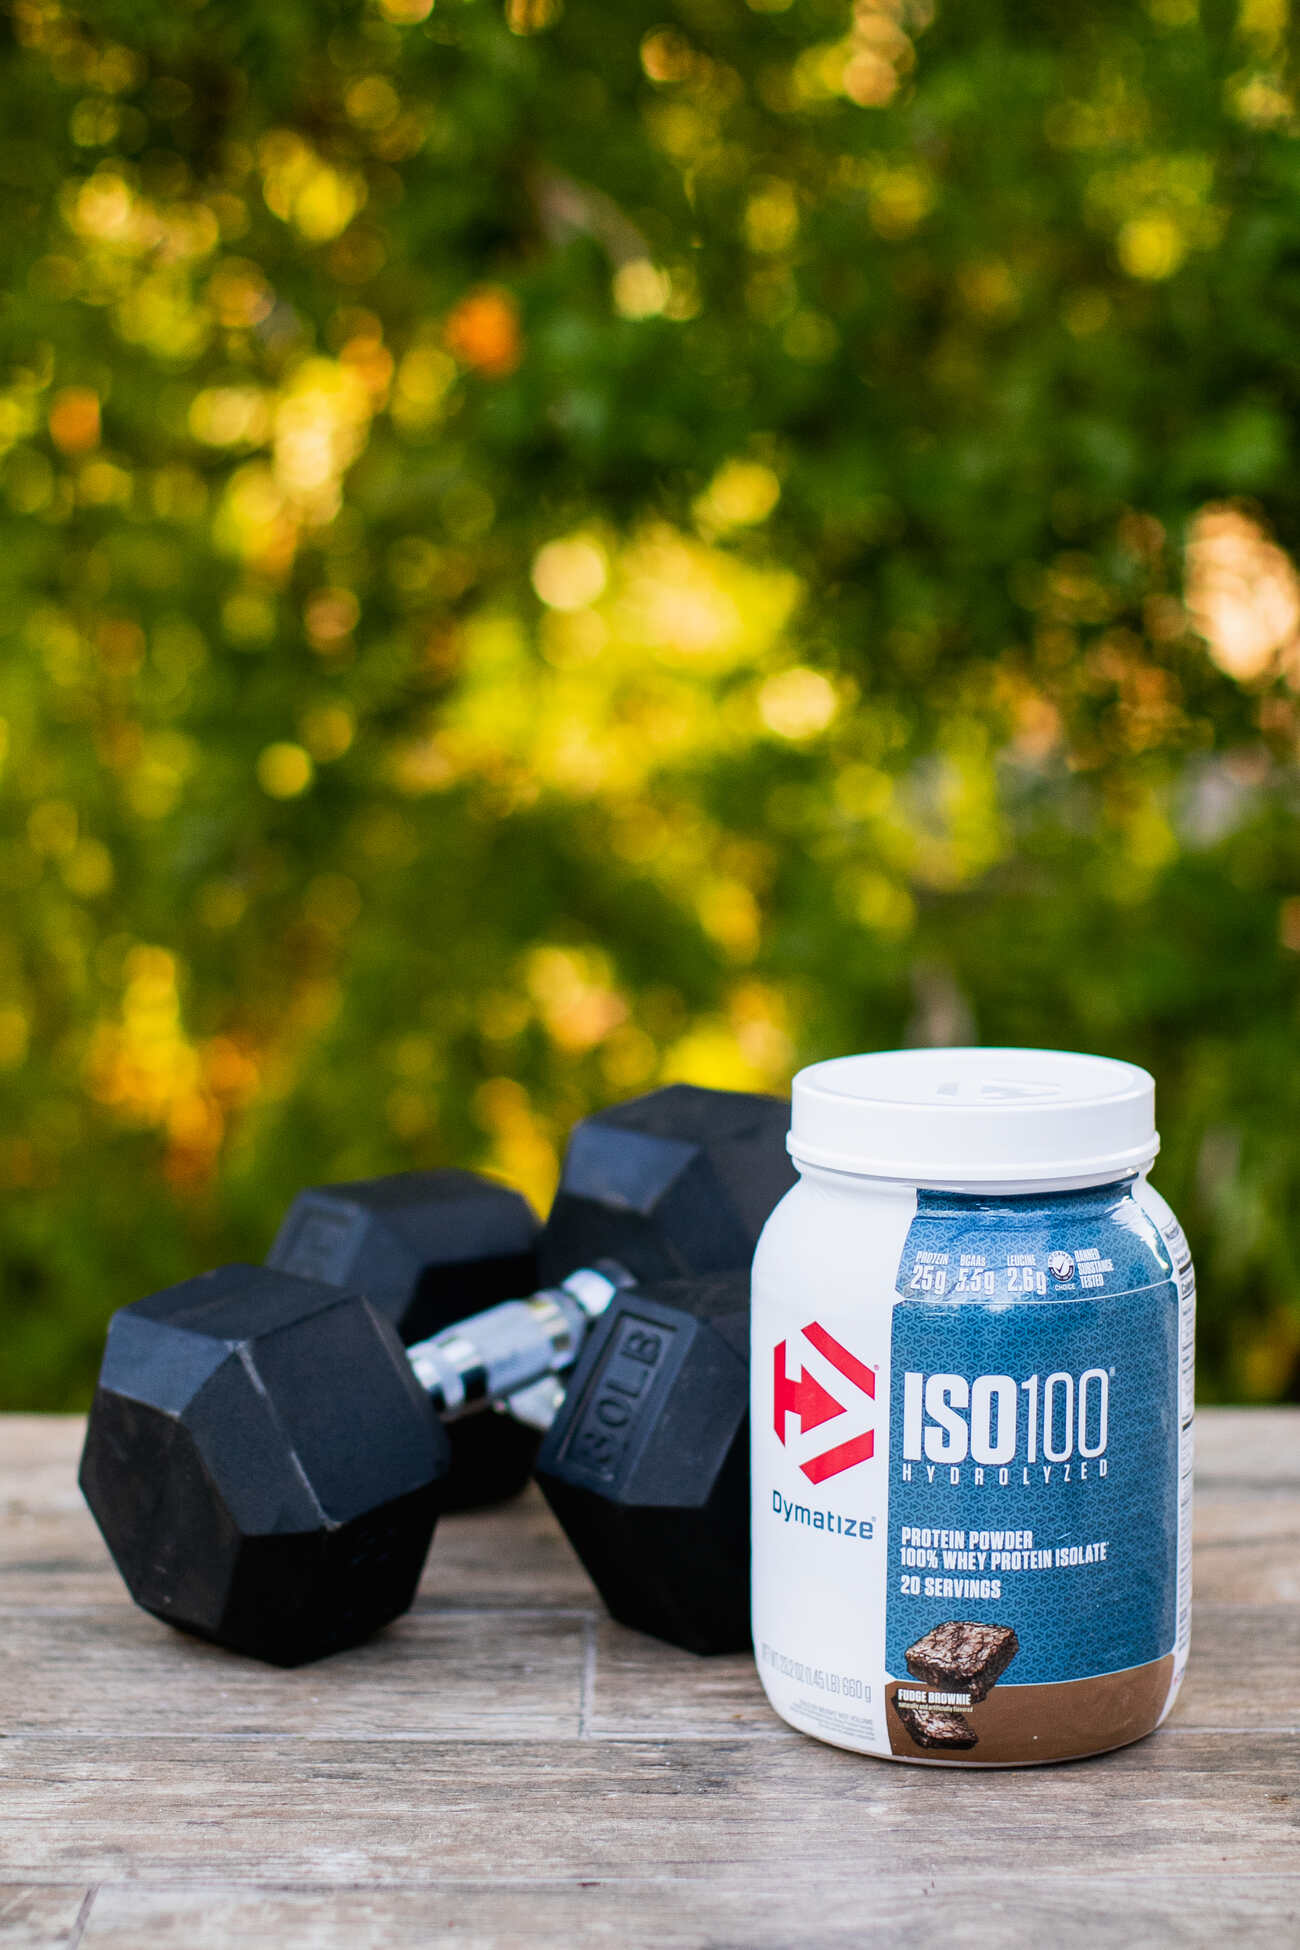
[2,0,1298,1406]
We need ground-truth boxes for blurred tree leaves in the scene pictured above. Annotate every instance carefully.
[1,0,1299,1404]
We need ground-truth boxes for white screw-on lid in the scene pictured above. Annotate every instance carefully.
[789,1048,1158,1190]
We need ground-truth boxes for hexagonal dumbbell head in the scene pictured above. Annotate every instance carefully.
[533,1272,750,1655]
[267,1170,541,1512]
[268,1169,539,1345]
[79,1265,449,1666]
[538,1086,795,1289]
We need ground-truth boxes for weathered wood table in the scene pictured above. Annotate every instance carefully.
[1,1410,1297,1947]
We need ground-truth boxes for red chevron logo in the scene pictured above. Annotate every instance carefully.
[774,1322,877,1484]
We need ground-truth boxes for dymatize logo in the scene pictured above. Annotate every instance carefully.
[773,1323,877,1485]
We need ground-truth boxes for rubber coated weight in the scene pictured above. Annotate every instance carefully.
[540,1085,795,1289]
[268,1170,541,1510]
[78,1266,448,1665]
[269,1170,539,1344]
[534,1273,751,1654]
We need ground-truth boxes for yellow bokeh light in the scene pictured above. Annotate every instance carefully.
[795,1,930,112]
[1238,0,1288,54]
[78,460,132,507]
[299,703,355,761]
[125,732,197,821]
[614,526,801,666]
[697,880,761,959]
[207,259,274,330]
[214,462,297,577]
[68,170,136,244]
[346,76,401,128]
[393,343,457,432]
[506,0,564,33]
[956,260,1019,321]
[256,742,315,798]
[81,944,240,1185]
[260,132,366,242]
[661,1020,772,1093]
[1185,504,1300,683]
[304,587,360,649]
[274,357,374,508]
[1229,73,1293,127]
[612,259,670,319]
[189,385,271,447]
[640,27,696,82]
[526,945,627,1051]
[694,458,781,531]
[758,667,838,739]
[848,870,917,937]
[62,839,115,899]
[1118,212,1187,280]
[865,164,935,240]
[531,535,609,610]
[744,181,799,255]
[472,1076,559,1214]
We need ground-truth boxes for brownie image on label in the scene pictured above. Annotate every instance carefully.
[891,1701,978,1751]
[905,1620,1019,1702]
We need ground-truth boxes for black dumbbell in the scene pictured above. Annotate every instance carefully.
[534,1272,752,1655]
[80,1086,794,1665]
[266,1169,542,1512]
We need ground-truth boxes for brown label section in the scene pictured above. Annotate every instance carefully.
[886,1654,1175,1765]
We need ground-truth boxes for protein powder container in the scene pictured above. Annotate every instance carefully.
[751,1048,1195,1766]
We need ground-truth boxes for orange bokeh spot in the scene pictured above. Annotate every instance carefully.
[443,287,523,377]
[49,387,101,455]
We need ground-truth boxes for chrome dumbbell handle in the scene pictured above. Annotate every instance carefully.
[405,1260,633,1423]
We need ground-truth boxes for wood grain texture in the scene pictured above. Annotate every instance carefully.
[1185,1491,1300,1604]
[0,1889,90,1950]
[65,1877,1300,1950]
[1191,1410,1297,1487]
[0,1410,1296,1948]
[2,1733,1298,1883]
[0,1607,585,1740]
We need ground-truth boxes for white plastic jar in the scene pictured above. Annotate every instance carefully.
[750,1048,1195,1766]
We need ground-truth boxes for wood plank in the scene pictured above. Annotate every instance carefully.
[1170,1605,1300,1729]
[60,1875,1300,1950]
[584,1602,1300,1739]
[1,1734,1296,1885]
[1190,1493,1300,1603]
[585,1621,776,1738]
[1193,1410,1299,1488]
[412,1491,594,1611]
[0,1608,583,1741]
[6,1598,1286,1752]
[0,1418,85,1476]
[0,1886,90,1949]
[0,1420,112,1607]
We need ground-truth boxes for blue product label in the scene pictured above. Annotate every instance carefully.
[887,1188,1180,1693]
